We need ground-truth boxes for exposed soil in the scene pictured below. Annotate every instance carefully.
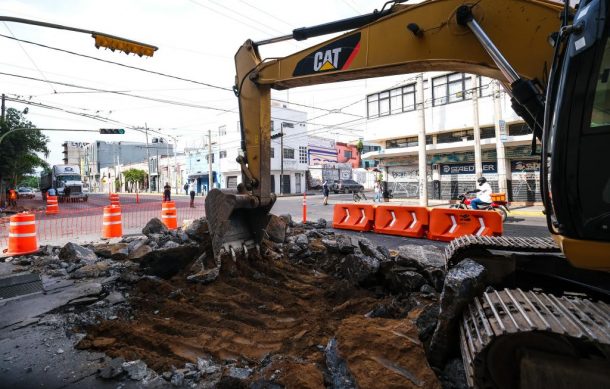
[78,253,440,388]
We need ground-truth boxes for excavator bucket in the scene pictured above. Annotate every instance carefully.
[204,189,275,260]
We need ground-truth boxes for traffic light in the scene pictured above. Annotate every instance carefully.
[92,34,158,57]
[100,129,125,134]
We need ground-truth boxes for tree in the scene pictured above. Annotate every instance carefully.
[122,168,147,192]
[0,108,49,205]
[19,175,40,189]
[355,139,364,156]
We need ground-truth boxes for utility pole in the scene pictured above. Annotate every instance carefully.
[172,136,178,195]
[1,93,5,121]
[144,123,150,192]
[207,129,213,194]
[280,123,285,195]
[416,74,428,207]
[165,137,170,190]
[471,75,483,178]
[493,81,508,193]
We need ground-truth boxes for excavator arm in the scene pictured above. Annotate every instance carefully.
[207,0,562,257]
[208,0,610,269]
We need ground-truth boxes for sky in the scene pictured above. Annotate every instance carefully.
[0,0,414,166]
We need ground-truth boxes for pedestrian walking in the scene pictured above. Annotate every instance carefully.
[163,182,171,202]
[374,181,381,202]
[322,180,330,205]
[189,180,196,208]
[183,182,189,195]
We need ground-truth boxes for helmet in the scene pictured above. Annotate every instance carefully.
[477,177,487,185]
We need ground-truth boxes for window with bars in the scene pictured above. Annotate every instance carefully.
[432,73,471,106]
[219,150,227,159]
[480,126,496,139]
[299,146,307,163]
[367,83,417,118]
[218,125,227,136]
[508,123,533,136]
[284,148,294,159]
[386,136,433,148]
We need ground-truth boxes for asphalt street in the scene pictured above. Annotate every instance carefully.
[4,192,549,249]
[271,193,549,249]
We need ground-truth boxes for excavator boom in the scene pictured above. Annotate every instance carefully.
[207,0,565,260]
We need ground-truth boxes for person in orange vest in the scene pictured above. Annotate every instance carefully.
[8,187,17,207]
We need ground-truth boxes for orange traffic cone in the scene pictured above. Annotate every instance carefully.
[46,195,59,215]
[102,205,122,238]
[110,193,120,206]
[161,201,177,230]
[6,213,38,256]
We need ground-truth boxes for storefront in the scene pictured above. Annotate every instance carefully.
[380,146,542,203]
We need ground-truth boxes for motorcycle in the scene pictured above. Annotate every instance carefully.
[450,190,510,222]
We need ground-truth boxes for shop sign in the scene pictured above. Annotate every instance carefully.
[441,162,497,175]
[511,160,540,172]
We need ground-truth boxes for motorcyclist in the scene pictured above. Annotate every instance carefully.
[470,176,492,210]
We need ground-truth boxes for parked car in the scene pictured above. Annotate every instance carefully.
[331,179,364,194]
[17,187,35,199]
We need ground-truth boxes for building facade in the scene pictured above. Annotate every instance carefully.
[335,142,360,169]
[83,140,173,192]
[186,104,309,195]
[362,72,540,203]
[61,141,88,166]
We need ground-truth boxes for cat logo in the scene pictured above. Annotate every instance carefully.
[313,48,342,71]
[293,33,361,76]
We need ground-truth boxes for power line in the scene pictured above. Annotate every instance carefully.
[187,0,280,37]
[0,72,236,113]
[237,0,295,29]
[1,23,56,94]
[0,33,234,93]
[0,33,366,117]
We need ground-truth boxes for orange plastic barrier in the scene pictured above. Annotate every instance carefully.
[110,193,120,206]
[45,195,59,215]
[161,201,177,230]
[332,203,375,232]
[374,205,429,238]
[6,213,38,256]
[428,208,503,242]
[102,205,123,238]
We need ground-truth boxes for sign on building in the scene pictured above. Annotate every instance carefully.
[440,162,498,175]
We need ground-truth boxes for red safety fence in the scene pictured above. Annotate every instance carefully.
[332,203,375,232]
[427,208,503,242]
[0,195,206,251]
[373,205,429,238]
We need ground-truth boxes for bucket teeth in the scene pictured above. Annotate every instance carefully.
[204,188,276,262]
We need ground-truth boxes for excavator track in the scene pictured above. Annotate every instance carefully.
[444,235,561,267]
[459,288,610,388]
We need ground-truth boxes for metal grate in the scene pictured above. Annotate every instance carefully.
[0,272,43,299]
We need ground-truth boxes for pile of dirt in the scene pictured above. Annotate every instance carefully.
[79,254,439,387]
[75,219,443,388]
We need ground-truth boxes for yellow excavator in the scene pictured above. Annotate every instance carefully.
[205,0,610,387]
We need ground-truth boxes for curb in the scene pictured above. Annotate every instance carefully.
[508,210,545,217]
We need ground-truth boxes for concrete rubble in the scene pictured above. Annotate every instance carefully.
[0,213,482,388]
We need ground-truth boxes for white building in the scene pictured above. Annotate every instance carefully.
[186,103,309,195]
[362,72,540,203]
